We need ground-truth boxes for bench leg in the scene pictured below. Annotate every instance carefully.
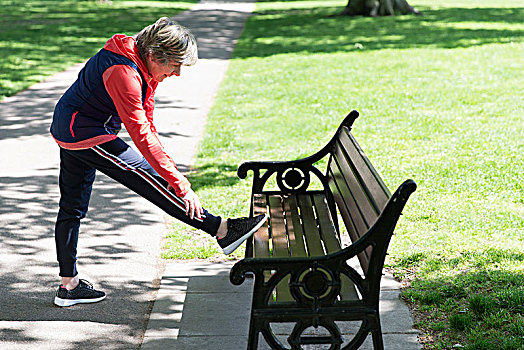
[247,332,259,350]
[371,329,384,350]
[247,316,260,350]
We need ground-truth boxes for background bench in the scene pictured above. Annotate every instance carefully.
[230,110,417,350]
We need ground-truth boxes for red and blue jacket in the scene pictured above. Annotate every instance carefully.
[50,34,191,196]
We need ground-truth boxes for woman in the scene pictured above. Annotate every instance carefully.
[50,18,266,307]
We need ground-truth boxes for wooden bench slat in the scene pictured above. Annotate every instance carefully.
[339,273,360,301]
[283,196,307,257]
[253,194,270,259]
[268,197,295,302]
[254,195,293,302]
[268,195,289,258]
[274,275,293,302]
[333,140,379,227]
[339,127,390,211]
[328,160,369,237]
[297,194,325,257]
[311,194,361,299]
[327,167,371,272]
[311,194,341,254]
[327,168,360,241]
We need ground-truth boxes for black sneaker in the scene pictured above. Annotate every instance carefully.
[54,279,106,307]
[218,214,268,255]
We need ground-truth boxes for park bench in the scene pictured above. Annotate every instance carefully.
[230,110,417,350]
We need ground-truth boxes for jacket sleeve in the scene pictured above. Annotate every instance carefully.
[102,64,191,197]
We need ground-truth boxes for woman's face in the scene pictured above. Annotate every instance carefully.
[147,55,182,82]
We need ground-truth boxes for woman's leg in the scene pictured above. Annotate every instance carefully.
[77,138,222,235]
[90,139,265,255]
[55,148,96,279]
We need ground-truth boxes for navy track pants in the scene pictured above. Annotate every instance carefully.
[55,138,222,277]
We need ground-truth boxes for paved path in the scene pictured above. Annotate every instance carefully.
[143,261,421,349]
[0,0,421,348]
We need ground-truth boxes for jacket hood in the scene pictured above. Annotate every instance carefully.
[103,34,151,80]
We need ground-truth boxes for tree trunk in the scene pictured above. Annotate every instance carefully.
[342,0,420,16]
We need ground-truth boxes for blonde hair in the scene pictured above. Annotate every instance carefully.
[135,17,198,66]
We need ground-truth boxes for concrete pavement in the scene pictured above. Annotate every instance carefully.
[143,261,422,349]
[0,0,421,348]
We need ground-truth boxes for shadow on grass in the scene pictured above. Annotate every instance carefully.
[186,163,242,190]
[396,248,524,348]
[397,248,524,298]
[234,5,524,58]
[0,0,197,98]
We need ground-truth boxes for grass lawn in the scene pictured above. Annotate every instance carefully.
[164,0,524,348]
[0,0,197,100]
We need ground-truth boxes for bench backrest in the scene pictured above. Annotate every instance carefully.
[326,125,391,273]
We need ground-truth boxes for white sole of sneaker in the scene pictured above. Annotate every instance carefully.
[222,214,268,255]
[54,295,106,307]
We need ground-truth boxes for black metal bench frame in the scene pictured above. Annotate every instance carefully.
[230,110,417,350]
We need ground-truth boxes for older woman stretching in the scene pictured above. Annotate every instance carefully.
[50,18,266,307]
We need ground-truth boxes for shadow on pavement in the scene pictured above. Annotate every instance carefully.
[0,171,163,348]
[0,0,256,348]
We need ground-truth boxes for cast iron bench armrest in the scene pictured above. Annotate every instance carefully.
[237,110,360,194]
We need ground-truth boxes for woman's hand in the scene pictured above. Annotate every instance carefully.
[181,188,203,220]
[167,185,203,220]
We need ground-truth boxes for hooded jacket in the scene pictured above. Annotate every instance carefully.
[50,34,191,196]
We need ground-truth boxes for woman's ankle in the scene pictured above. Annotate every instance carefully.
[216,219,227,240]
[61,275,80,290]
